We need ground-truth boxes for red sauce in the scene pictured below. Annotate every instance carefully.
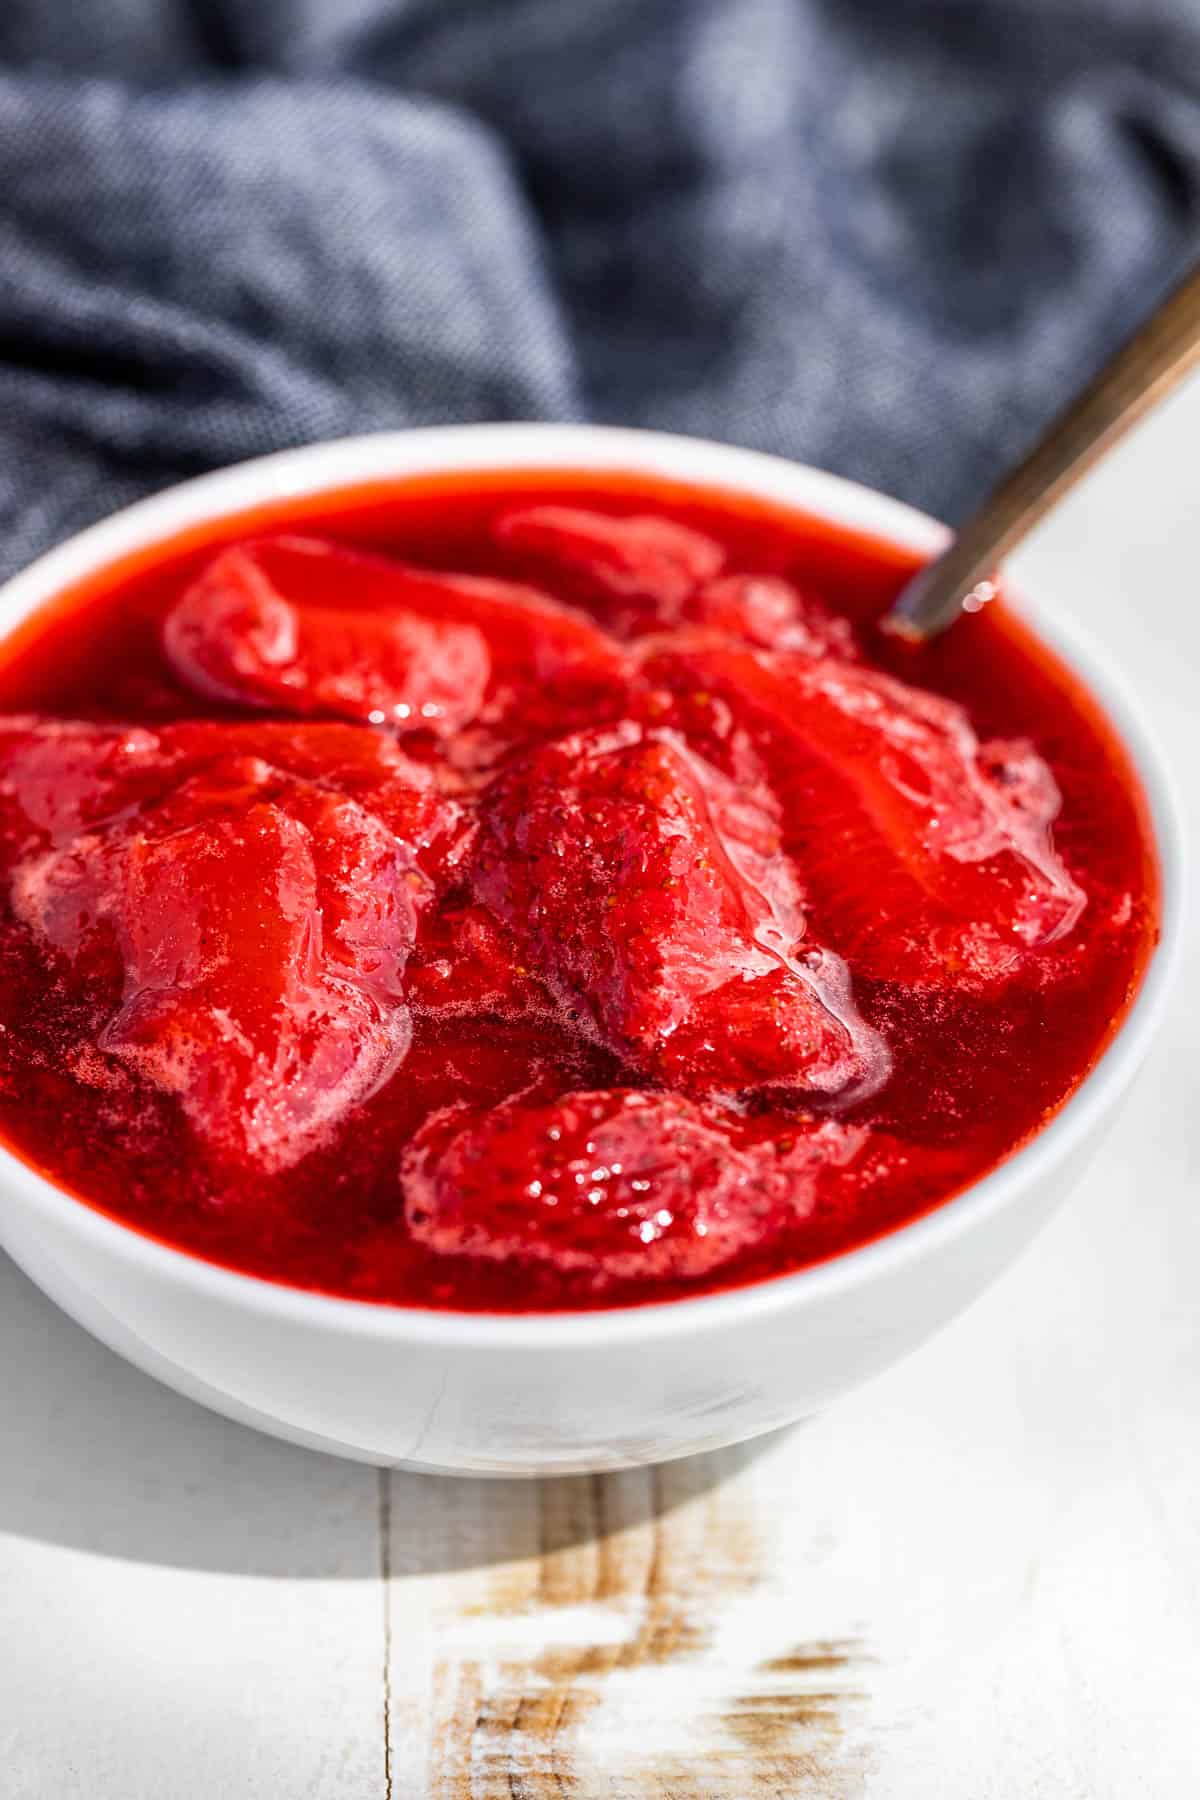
[0,470,1159,1311]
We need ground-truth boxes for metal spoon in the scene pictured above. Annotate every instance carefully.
[885,258,1200,642]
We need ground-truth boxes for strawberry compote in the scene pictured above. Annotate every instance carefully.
[0,471,1158,1311]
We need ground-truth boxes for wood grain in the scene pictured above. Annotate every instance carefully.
[386,1446,872,1797]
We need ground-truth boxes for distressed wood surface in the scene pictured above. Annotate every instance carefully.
[0,376,1198,1797]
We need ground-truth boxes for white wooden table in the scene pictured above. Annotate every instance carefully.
[1,382,1197,1799]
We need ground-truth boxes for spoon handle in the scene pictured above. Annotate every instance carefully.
[887,258,1200,641]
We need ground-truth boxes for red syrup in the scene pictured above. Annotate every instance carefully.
[0,470,1159,1311]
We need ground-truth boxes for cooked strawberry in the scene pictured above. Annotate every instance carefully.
[164,539,491,731]
[643,639,1086,986]
[166,720,471,889]
[9,756,417,1170]
[0,716,180,844]
[687,573,858,656]
[471,722,885,1097]
[166,536,628,746]
[494,506,725,634]
[0,715,468,893]
[493,507,858,656]
[654,957,875,1093]
[406,902,551,1019]
[402,1086,863,1281]
[166,717,429,801]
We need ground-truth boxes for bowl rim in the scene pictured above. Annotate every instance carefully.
[0,421,1183,1347]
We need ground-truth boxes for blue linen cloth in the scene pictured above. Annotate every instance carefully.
[0,1,1197,580]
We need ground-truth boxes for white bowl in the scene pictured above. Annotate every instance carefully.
[0,425,1181,1474]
